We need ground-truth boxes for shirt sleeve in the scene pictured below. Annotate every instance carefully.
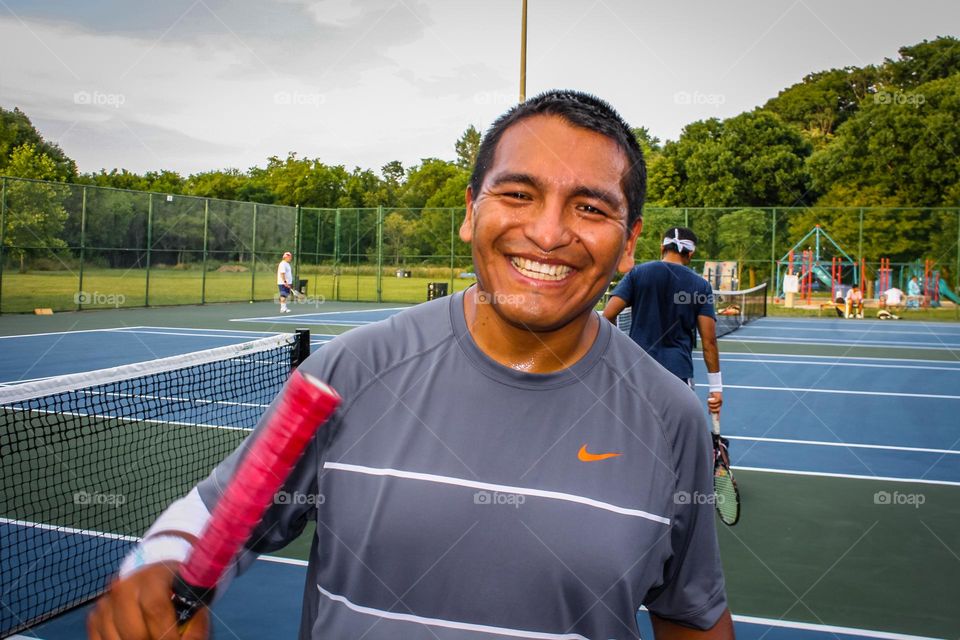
[196,348,342,557]
[611,269,636,305]
[642,395,727,629]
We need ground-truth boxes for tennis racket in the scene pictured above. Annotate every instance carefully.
[711,413,740,526]
[171,369,341,625]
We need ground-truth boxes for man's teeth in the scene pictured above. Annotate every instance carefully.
[510,257,572,281]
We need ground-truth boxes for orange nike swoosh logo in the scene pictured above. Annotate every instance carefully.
[578,444,622,462]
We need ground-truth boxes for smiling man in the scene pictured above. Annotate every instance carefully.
[89,91,732,640]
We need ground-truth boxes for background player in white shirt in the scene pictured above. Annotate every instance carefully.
[277,251,294,313]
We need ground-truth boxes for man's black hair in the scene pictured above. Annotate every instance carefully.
[469,90,646,229]
[661,226,699,256]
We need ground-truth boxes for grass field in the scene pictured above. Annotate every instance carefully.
[3,268,959,323]
[0,268,477,313]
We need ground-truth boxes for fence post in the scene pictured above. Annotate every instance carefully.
[956,208,959,293]
[449,208,455,291]
[250,203,258,303]
[858,207,864,285]
[333,209,341,301]
[376,206,383,303]
[78,186,87,310]
[0,177,6,314]
[313,209,321,299]
[201,198,209,304]
[295,204,302,286]
[684,207,689,228]
[146,193,153,307]
[355,209,360,301]
[770,208,777,288]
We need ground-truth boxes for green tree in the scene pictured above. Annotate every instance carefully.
[632,126,662,159]
[648,112,812,207]
[764,67,880,143]
[455,126,482,169]
[809,74,960,208]
[382,210,415,265]
[716,208,771,282]
[3,144,70,272]
[400,158,461,208]
[0,107,76,180]
[885,37,960,89]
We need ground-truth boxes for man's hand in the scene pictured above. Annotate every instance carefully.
[87,562,210,640]
[707,391,722,414]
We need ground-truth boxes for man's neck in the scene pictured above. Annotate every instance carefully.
[661,252,686,266]
[462,288,599,374]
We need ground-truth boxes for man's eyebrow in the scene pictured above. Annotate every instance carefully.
[488,172,542,190]
[569,185,625,213]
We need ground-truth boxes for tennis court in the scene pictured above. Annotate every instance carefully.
[2,301,958,639]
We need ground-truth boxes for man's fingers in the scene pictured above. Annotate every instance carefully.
[87,598,123,640]
[181,609,211,640]
[140,579,181,640]
[111,591,151,640]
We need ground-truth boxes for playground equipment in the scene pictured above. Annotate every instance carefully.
[900,259,960,306]
[776,226,860,303]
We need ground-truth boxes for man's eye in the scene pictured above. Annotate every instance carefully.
[577,204,607,216]
[503,191,529,200]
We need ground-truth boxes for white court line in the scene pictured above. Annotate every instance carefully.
[107,329,276,340]
[733,466,960,487]
[727,384,960,400]
[231,306,408,324]
[728,614,941,640]
[700,351,960,365]
[726,334,960,347]
[728,436,960,456]
[712,357,960,372]
[231,317,367,326]
[118,325,282,336]
[756,318,960,329]
[723,337,960,351]
[741,324,960,335]
[0,327,135,340]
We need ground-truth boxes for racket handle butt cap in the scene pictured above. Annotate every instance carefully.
[171,574,216,625]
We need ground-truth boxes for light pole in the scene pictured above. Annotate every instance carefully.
[519,0,527,102]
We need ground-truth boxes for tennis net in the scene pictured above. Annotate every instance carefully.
[611,282,768,338]
[0,331,309,636]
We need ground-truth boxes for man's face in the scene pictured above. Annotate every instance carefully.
[460,115,641,332]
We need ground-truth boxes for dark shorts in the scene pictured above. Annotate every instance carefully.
[278,284,292,297]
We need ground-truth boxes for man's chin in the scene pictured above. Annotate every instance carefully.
[489,300,592,334]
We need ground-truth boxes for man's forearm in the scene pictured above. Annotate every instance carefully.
[651,608,734,639]
[701,338,720,373]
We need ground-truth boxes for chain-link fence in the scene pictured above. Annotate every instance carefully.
[1,176,958,312]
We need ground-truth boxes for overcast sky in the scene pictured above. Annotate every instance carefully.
[1,0,956,176]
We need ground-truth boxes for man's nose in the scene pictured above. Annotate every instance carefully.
[523,196,573,253]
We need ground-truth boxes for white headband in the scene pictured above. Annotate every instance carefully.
[662,230,696,253]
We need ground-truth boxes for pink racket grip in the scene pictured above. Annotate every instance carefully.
[172,370,340,623]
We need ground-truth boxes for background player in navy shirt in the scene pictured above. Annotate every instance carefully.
[602,227,723,416]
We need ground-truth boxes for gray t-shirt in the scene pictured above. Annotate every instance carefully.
[198,290,727,639]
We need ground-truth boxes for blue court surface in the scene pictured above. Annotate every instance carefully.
[0,326,335,385]
[3,313,958,639]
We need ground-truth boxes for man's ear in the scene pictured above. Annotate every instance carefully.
[460,186,475,243]
[616,219,642,274]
